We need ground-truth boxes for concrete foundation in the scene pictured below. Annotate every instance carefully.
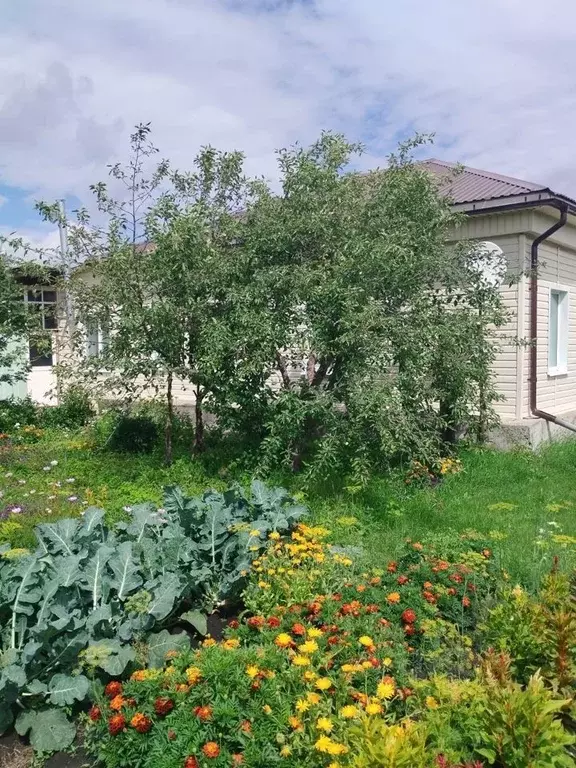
[489,410,576,450]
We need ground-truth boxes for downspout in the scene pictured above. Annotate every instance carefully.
[529,202,576,432]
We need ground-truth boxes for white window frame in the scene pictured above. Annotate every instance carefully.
[548,286,569,377]
[25,288,58,369]
[86,324,109,358]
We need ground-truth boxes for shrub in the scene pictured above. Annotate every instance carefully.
[108,415,160,454]
[0,397,38,432]
[0,480,305,748]
[41,386,95,429]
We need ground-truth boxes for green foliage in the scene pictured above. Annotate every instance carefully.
[0,480,305,748]
[0,397,38,432]
[108,415,160,454]
[42,386,95,429]
[348,718,432,767]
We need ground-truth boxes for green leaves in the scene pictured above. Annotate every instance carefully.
[109,541,142,600]
[16,708,76,752]
[47,674,90,706]
[146,629,190,669]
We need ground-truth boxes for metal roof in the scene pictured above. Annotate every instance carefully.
[420,158,576,213]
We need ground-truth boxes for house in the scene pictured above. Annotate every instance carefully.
[5,158,576,448]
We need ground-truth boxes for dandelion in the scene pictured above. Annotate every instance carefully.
[292,655,311,666]
[339,705,358,719]
[316,717,333,732]
[315,677,332,691]
[274,633,292,648]
[296,699,310,713]
[377,676,396,700]
[307,627,323,638]
[298,640,318,654]
[366,700,383,715]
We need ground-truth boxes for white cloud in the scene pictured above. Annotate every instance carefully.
[1,0,576,218]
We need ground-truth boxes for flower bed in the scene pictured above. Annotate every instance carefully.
[85,525,575,767]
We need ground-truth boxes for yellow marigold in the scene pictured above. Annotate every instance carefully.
[361,661,373,670]
[296,699,310,713]
[298,640,318,654]
[246,665,260,679]
[426,696,440,710]
[327,763,342,768]
[315,677,332,691]
[185,666,202,684]
[316,717,333,733]
[130,670,148,682]
[203,637,216,647]
[307,692,321,705]
[289,716,303,730]
[292,655,311,666]
[339,705,358,719]
[307,627,323,639]
[377,676,396,700]
[366,700,383,715]
[269,531,281,540]
[341,663,360,674]
[274,633,292,648]
[382,657,393,667]
[303,670,317,681]
[222,638,240,650]
[165,649,179,660]
[164,666,176,676]
[280,746,292,757]
[387,592,401,604]
[359,635,374,647]
[263,704,272,715]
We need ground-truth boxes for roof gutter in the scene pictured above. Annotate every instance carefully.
[527,202,576,432]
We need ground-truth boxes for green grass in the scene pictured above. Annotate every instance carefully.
[2,435,575,587]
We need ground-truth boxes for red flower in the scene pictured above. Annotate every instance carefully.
[232,755,244,765]
[307,602,322,615]
[130,713,152,733]
[291,623,306,636]
[247,616,265,630]
[449,573,464,584]
[168,729,177,740]
[194,705,213,722]
[202,742,220,758]
[365,604,379,614]
[401,609,417,624]
[184,758,199,768]
[447,587,457,596]
[387,561,397,573]
[88,706,101,722]
[228,619,240,629]
[404,624,416,636]
[240,720,252,733]
[379,618,391,628]
[462,596,471,608]
[331,593,342,601]
[154,697,174,716]
[327,635,339,646]
[399,687,413,700]
[108,714,126,736]
[423,591,437,604]
[397,575,410,586]
[368,656,380,668]
[266,616,281,628]
[105,681,123,699]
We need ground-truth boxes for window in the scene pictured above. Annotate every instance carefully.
[549,288,569,375]
[26,289,57,367]
[86,324,109,357]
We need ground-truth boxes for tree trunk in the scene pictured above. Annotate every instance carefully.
[194,385,205,454]
[164,371,174,465]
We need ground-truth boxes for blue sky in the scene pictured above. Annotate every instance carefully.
[2,0,576,245]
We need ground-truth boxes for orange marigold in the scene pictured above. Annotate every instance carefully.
[108,714,126,736]
[109,695,125,711]
[194,705,213,722]
[130,713,152,733]
[202,742,220,759]
[104,681,123,698]
[386,592,401,604]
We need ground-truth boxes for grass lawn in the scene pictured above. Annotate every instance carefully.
[1,434,575,587]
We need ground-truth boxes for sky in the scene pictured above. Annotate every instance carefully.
[2,0,576,246]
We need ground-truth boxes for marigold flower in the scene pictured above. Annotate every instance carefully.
[292,654,311,666]
[401,609,417,624]
[462,596,471,608]
[203,637,217,647]
[88,706,101,722]
[105,681,123,698]
[202,742,220,759]
[108,714,126,736]
[266,616,281,628]
[184,758,199,768]
[168,729,177,740]
[232,754,244,765]
[194,705,213,722]
[314,736,348,755]
[303,669,317,681]
[291,623,306,635]
[387,592,401,604]
[262,704,272,715]
[246,665,260,678]
[358,635,374,647]
[280,746,292,757]
[109,695,125,711]
[228,619,240,629]
[185,666,202,684]
[316,717,333,732]
[387,561,397,573]
[307,692,321,705]
[296,699,310,713]
[307,627,323,638]
[247,616,266,630]
[339,705,358,719]
[366,700,383,715]
[223,638,240,650]
[154,697,174,716]
[131,713,153,733]
[377,676,396,700]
